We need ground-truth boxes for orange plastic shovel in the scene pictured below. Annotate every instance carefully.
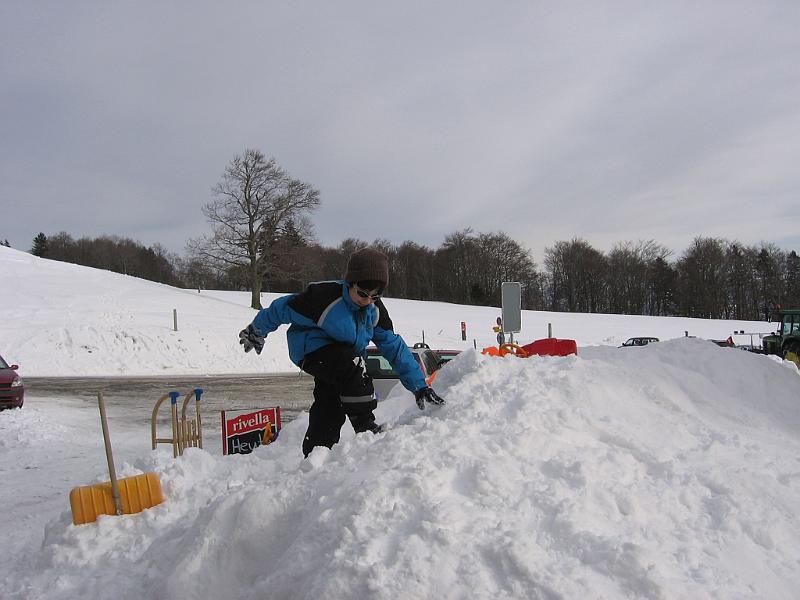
[69,392,165,526]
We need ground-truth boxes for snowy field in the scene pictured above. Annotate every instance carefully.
[2,245,800,599]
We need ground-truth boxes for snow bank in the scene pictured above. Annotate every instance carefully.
[4,340,800,599]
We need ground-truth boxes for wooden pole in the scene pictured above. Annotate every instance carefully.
[98,392,123,516]
[170,393,179,457]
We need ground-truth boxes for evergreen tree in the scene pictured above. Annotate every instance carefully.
[31,232,48,257]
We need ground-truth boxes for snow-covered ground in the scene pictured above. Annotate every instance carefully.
[2,245,800,599]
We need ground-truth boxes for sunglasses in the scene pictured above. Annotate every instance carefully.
[354,285,381,300]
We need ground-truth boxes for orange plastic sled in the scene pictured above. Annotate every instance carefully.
[481,343,528,357]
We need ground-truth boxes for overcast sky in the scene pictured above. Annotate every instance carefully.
[2,1,799,264]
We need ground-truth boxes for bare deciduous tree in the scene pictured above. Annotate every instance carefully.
[785,251,800,308]
[676,237,727,318]
[189,149,320,309]
[544,238,607,312]
[607,240,669,315]
[394,241,435,300]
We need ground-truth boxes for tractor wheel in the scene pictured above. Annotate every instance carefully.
[783,344,800,367]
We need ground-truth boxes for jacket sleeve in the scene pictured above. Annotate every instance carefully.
[372,328,427,392]
[250,294,317,335]
[370,304,427,394]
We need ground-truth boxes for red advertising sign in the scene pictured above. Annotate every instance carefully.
[221,407,282,455]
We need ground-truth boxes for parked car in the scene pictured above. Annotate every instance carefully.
[620,337,659,347]
[434,349,462,365]
[365,343,442,400]
[0,354,24,409]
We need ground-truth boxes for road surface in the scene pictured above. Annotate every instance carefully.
[24,374,315,450]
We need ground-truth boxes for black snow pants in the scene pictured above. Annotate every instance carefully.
[300,343,378,458]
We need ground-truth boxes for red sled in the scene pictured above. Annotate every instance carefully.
[521,338,577,357]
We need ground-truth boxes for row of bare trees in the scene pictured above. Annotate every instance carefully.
[543,237,799,320]
[30,231,182,286]
[29,224,798,322]
[181,229,541,310]
[675,238,798,320]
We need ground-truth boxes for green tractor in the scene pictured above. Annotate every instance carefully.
[763,308,800,366]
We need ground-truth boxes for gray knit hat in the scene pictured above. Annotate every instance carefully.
[345,248,389,285]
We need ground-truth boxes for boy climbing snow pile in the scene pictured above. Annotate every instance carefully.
[239,247,445,457]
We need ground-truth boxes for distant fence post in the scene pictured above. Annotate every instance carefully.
[173,309,178,332]
[548,323,553,338]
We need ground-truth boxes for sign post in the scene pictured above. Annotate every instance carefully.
[494,317,504,345]
[501,282,522,344]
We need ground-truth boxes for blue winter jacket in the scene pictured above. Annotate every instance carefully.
[250,280,427,393]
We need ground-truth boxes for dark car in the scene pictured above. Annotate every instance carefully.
[620,337,659,348]
[0,354,24,409]
[434,349,462,365]
[365,343,442,401]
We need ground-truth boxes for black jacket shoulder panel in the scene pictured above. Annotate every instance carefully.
[373,298,394,331]
[287,282,343,322]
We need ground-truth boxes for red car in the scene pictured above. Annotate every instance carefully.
[0,354,24,409]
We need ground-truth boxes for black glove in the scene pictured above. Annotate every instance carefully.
[239,324,265,355]
[414,386,445,410]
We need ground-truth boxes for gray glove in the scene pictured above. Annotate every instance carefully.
[413,386,445,410]
[239,324,265,355]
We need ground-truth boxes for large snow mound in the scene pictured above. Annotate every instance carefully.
[4,339,800,599]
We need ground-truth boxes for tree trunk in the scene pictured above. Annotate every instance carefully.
[250,266,263,310]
